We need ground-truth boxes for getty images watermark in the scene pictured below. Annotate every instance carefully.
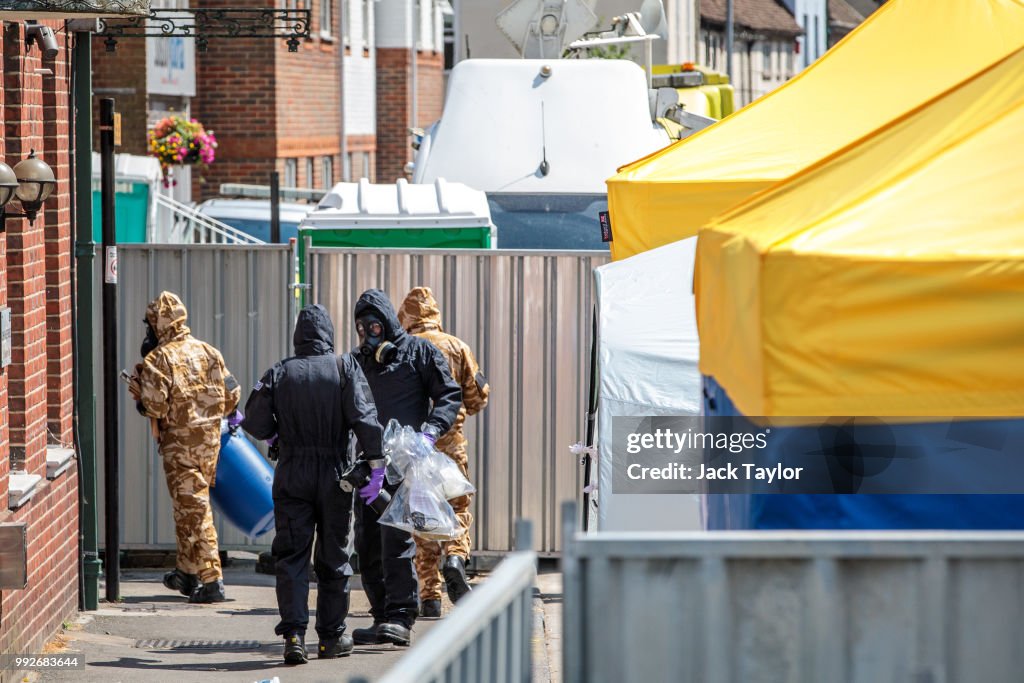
[612,416,1024,495]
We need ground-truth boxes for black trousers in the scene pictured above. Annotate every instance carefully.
[354,488,418,628]
[271,455,353,639]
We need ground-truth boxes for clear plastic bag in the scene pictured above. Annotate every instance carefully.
[379,463,462,540]
[382,420,475,500]
[378,420,476,540]
[436,455,475,499]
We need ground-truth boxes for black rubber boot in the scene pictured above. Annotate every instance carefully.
[162,569,199,597]
[377,622,412,646]
[318,634,354,659]
[283,633,308,665]
[188,579,226,604]
[419,599,442,618]
[443,555,472,604]
[352,622,385,645]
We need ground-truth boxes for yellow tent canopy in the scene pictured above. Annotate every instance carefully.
[607,0,1024,261]
[696,46,1024,418]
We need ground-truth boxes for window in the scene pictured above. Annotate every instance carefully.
[319,0,332,38]
[321,156,333,189]
[761,42,771,80]
[362,0,371,50]
[304,157,314,188]
[362,151,371,181]
[813,16,819,62]
[343,0,352,44]
[443,5,455,70]
[284,158,297,188]
[803,14,809,67]
[344,152,352,181]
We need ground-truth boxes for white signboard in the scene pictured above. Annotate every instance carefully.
[105,246,118,284]
[147,16,196,97]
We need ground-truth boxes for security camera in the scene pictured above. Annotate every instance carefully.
[26,22,59,60]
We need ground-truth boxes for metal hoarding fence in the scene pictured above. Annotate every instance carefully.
[560,501,1024,683]
[98,245,608,554]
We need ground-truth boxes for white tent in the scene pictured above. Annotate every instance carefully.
[593,237,703,531]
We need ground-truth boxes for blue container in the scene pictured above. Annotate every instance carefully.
[212,426,276,538]
[703,376,1024,530]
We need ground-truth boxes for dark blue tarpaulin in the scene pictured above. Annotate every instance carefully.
[702,376,1024,530]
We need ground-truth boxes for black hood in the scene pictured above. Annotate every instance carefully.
[293,304,335,356]
[354,289,404,342]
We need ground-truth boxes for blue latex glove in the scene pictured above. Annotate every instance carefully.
[227,409,244,428]
[358,467,386,505]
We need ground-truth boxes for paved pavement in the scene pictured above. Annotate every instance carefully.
[25,557,564,683]
[536,569,563,683]
[36,558,452,683]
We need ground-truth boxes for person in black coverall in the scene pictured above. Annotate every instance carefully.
[350,289,462,647]
[242,304,384,665]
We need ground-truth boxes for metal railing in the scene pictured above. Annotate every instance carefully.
[153,193,266,245]
[355,520,537,683]
[560,501,1024,683]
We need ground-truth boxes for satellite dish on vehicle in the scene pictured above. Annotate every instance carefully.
[496,0,599,59]
[638,0,667,36]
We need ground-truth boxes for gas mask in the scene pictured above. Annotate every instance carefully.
[140,319,159,358]
[357,315,397,365]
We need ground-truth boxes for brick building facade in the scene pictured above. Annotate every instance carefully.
[374,0,444,183]
[0,20,80,674]
[375,48,442,182]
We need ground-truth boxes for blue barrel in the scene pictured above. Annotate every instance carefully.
[212,426,275,538]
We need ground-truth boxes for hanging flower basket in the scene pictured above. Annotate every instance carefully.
[148,115,218,186]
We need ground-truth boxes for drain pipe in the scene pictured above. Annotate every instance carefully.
[72,28,100,611]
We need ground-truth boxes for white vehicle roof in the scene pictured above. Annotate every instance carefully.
[197,198,312,223]
[412,59,670,194]
[302,178,493,228]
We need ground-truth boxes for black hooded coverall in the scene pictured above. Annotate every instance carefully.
[242,304,384,640]
[352,289,462,628]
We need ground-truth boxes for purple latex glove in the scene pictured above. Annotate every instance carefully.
[266,434,278,447]
[358,467,386,505]
[419,423,440,448]
[227,409,244,428]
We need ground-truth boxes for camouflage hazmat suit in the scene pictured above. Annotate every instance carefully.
[398,287,490,602]
[138,292,241,584]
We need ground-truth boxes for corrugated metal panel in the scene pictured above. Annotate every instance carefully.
[95,245,293,550]
[96,245,607,554]
[561,502,1024,683]
[312,248,609,553]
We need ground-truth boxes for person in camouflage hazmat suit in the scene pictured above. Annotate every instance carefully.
[398,286,490,617]
[133,291,241,604]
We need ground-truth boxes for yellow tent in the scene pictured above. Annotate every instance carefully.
[696,46,1024,418]
[606,0,1024,261]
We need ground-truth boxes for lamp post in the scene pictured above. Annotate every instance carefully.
[0,150,57,227]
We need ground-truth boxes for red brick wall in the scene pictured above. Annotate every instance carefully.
[0,21,80,675]
[0,472,80,667]
[375,48,442,183]
[4,23,49,474]
[276,0,341,173]
[42,32,74,444]
[192,0,279,199]
[91,38,148,155]
[415,51,444,129]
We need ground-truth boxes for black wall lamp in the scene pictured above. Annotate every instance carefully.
[0,150,56,228]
